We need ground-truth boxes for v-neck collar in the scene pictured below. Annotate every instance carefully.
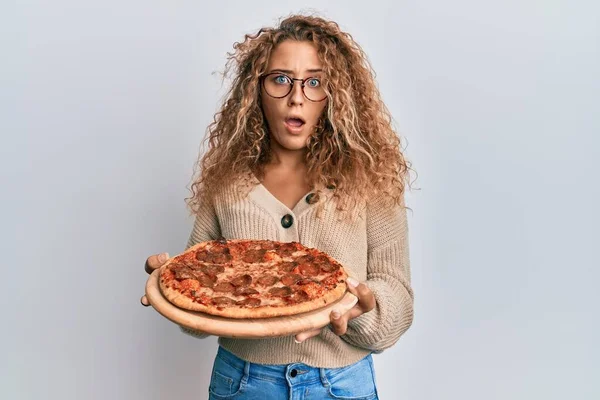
[254,182,314,215]
[245,172,332,223]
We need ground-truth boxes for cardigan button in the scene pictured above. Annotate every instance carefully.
[281,214,294,228]
[305,193,319,204]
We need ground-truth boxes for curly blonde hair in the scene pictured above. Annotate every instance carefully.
[186,13,415,220]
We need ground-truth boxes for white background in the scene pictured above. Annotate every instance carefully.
[2,1,598,399]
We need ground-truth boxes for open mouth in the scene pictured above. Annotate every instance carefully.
[285,117,306,127]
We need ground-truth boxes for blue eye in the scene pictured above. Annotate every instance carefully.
[307,78,320,87]
[274,75,289,84]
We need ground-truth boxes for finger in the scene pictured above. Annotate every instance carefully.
[140,295,150,307]
[346,304,365,320]
[145,253,169,274]
[329,309,349,335]
[328,304,366,336]
[295,328,321,343]
[346,277,376,312]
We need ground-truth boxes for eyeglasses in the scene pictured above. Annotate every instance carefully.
[260,72,327,102]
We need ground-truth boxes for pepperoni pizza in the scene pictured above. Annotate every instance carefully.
[158,239,348,318]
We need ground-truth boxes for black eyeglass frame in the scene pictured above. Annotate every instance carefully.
[259,72,328,102]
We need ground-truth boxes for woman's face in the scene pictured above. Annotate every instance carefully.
[260,40,328,153]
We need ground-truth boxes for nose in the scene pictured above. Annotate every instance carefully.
[287,80,304,106]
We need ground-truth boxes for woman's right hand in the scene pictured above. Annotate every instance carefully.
[140,252,169,307]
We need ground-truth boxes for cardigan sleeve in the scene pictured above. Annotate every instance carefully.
[341,194,415,352]
[179,193,221,339]
[184,193,222,249]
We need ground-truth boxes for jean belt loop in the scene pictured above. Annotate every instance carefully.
[319,368,329,387]
[242,361,250,385]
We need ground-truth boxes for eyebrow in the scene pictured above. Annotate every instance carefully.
[269,68,323,74]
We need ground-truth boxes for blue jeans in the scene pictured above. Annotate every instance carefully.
[208,346,379,400]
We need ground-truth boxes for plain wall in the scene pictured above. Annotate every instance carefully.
[2,1,598,399]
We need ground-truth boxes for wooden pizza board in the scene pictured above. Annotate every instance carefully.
[145,268,359,339]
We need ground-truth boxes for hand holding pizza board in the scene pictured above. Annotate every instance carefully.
[142,239,359,339]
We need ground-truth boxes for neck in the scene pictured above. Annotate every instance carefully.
[268,144,307,170]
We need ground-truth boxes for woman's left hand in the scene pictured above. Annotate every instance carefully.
[294,277,376,343]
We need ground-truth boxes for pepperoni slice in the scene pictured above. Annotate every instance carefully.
[296,255,314,264]
[320,263,339,272]
[257,275,279,287]
[297,278,318,286]
[286,290,309,303]
[234,287,259,296]
[212,297,236,306]
[230,274,253,288]
[200,264,225,275]
[182,260,200,270]
[298,263,321,277]
[211,252,233,264]
[194,250,210,262]
[279,262,298,273]
[242,249,267,263]
[195,248,232,264]
[260,241,277,250]
[314,255,330,264]
[279,249,294,257]
[281,273,302,286]
[236,298,261,307]
[173,267,197,280]
[279,243,301,257]
[269,286,292,297]
[213,282,235,293]
[197,274,215,288]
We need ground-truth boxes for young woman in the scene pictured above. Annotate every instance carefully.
[142,14,415,400]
